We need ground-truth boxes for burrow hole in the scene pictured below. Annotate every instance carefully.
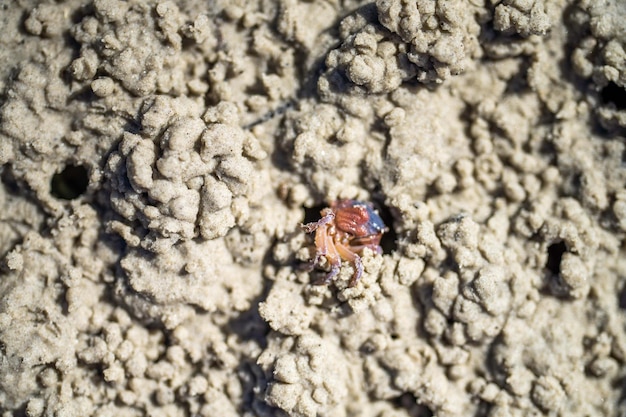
[546,241,567,275]
[600,81,626,110]
[50,164,89,200]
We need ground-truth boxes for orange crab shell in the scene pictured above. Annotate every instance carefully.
[332,200,387,239]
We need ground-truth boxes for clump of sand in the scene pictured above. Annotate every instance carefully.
[1,0,625,416]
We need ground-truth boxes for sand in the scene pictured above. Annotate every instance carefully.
[0,0,625,416]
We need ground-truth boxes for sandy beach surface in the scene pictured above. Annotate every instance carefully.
[1,0,626,416]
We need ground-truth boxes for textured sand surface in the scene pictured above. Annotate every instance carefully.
[1,0,626,416]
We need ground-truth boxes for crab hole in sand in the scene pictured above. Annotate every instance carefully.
[546,241,567,275]
[619,284,626,310]
[600,81,626,110]
[51,164,88,200]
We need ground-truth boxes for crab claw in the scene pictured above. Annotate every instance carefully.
[349,255,364,287]
[314,261,341,285]
[301,211,335,233]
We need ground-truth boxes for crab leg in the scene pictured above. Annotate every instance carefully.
[299,223,328,272]
[315,231,342,285]
[335,242,364,287]
[301,209,334,233]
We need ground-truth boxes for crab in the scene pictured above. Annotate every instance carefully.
[301,199,387,287]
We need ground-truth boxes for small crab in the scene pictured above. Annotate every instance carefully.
[301,199,387,287]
